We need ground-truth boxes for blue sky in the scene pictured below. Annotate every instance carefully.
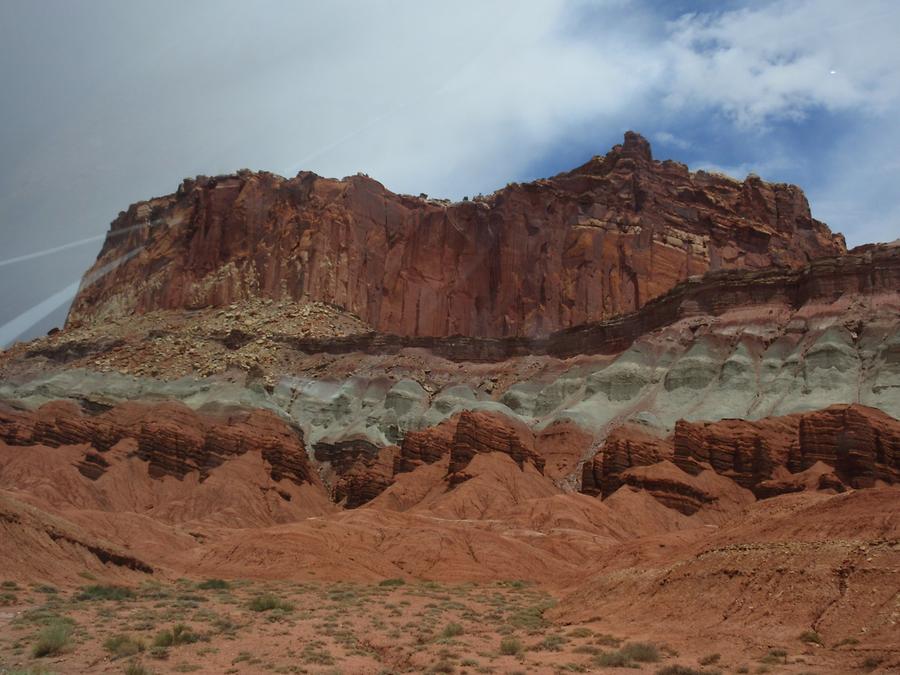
[1,0,898,346]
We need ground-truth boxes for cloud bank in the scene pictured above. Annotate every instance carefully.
[0,0,897,344]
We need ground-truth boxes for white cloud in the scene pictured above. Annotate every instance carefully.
[2,0,900,339]
[662,0,900,127]
[652,131,691,150]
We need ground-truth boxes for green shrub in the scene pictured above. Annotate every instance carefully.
[621,642,660,663]
[378,578,406,587]
[799,630,823,645]
[759,648,788,665]
[104,633,146,658]
[441,622,464,638]
[1,580,18,590]
[534,634,567,651]
[124,660,154,675]
[500,636,523,655]
[153,623,198,647]
[593,651,630,667]
[77,584,134,601]
[699,653,721,665]
[247,593,293,612]
[33,620,72,657]
[197,579,229,590]
[656,666,721,675]
[595,633,622,647]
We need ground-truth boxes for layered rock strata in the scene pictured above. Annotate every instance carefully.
[67,132,845,338]
[0,400,318,486]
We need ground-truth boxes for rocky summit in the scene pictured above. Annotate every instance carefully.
[1,133,898,674]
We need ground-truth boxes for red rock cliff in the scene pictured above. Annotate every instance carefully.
[67,132,845,338]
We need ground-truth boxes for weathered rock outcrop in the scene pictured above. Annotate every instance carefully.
[449,410,545,477]
[67,132,845,338]
[614,460,755,516]
[674,404,900,491]
[0,400,318,486]
[581,424,674,497]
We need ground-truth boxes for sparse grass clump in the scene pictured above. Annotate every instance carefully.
[657,666,722,675]
[699,653,721,665]
[32,620,72,657]
[568,627,593,638]
[759,648,788,665]
[379,578,406,587]
[533,634,567,651]
[153,623,198,647]
[197,579,230,590]
[1,580,18,590]
[593,651,630,667]
[77,584,135,601]
[799,630,823,645]
[124,660,154,675]
[247,593,294,613]
[105,633,146,659]
[621,642,661,663]
[441,622,464,638]
[500,636,523,656]
[592,642,660,668]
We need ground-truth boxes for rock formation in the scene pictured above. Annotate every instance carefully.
[66,132,845,338]
[0,400,318,487]
[674,404,900,491]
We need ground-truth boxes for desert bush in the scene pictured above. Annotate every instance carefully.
[105,633,146,658]
[152,623,198,647]
[77,584,134,601]
[593,651,630,667]
[500,636,523,655]
[441,622,464,638]
[656,666,721,675]
[759,648,788,665]
[595,633,622,647]
[621,642,661,663]
[799,630,823,645]
[124,660,154,675]
[247,593,293,612]
[379,578,405,587]
[568,627,593,638]
[197,579,229,590]
[699,653,721,665]
[32,620,72,657]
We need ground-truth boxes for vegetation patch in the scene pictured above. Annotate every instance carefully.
[76,584,135,601]
[32,620,72,657]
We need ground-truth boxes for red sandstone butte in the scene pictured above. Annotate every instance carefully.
[67,132,845,338]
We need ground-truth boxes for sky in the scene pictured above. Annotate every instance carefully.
[1,0,898,347]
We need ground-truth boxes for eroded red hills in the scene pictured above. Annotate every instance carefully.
[1,133,898,673]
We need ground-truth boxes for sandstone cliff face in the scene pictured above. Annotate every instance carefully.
[0,401,318,487]
[67,132,845,338]
[674,404,900,490]
[581,424,674,498]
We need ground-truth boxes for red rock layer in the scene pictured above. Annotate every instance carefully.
[67,132,845,338]
[313,438,397,508]
[0,401,318,487]
[449,411,545,477]
[674,404,900,491]
[581,424,674,497]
